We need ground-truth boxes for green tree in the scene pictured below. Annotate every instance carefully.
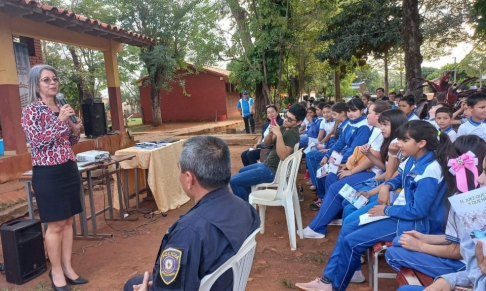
[114,0,224,126]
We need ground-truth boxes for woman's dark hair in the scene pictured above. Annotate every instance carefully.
[317,102,326,110]
[396,120,456,197]
[265,105,283,122]
[331,102,348,113]
[378,109,408,162]
[362,93,371,101]
[372,101,391,114]
[307,107,316,114]
[347,98,365,112]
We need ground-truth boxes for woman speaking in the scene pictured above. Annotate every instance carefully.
[21,65,88,291]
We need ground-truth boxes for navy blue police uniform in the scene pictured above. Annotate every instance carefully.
[123,186,260,291]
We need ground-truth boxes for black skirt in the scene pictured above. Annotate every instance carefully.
[32,160,83,223]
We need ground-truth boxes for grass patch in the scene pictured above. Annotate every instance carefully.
[127,118,143,127]
[280,278,295,289]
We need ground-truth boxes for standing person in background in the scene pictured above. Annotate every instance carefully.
[361,94,371,114]
[389,92,397,105]
[236,90,255,134]
[21,65,87,291]
[376,87,389,101]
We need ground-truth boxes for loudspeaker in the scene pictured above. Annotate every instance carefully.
[0,219,46,284]
[82,103,107,138]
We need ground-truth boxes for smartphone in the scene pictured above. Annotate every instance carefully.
[271,116,276,126]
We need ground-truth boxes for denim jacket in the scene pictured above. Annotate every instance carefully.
[384,151,447,235]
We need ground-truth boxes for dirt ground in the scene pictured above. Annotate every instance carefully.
[0,144,399,291]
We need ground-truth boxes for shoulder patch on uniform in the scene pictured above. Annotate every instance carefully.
[159,248,182,285]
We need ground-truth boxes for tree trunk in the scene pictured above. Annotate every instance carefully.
[384,50,389,95]
[227,0,253,54]
[334,70,341,99]
[150,85,162,127]
[402,0,423,100]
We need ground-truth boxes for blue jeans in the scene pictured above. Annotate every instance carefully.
[299,135,309,148]
[306,150,326,186]
[309,171,375,234]
[230,163,275,201]
[386,236,465,278]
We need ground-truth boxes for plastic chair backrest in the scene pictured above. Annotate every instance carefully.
[275,150,302,201]
[264,142,300,187]
[199,228,260,291]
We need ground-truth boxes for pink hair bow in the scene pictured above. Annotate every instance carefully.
[448,151,478,193]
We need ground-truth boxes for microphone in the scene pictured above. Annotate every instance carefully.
[55,93,77,123]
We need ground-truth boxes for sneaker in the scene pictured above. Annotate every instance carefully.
[309,199,321,211]
[361,254,365,264]
[310,185,317,192]
[295,278,332,291]
[301,226,326,239]
[350,270,365,283]
[303,170,310,180]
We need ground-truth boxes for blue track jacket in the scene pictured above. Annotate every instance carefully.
[324,115,370,163]
[384,151,446,235]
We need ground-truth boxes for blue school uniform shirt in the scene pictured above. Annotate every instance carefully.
[323,115,370,163]
[383,151,446,235]
[236,97,254,117]
[442,125,457,143]
[325,119,349,149]
[306,117,323,139]
[407,111,420,121]
[457,117,486,141]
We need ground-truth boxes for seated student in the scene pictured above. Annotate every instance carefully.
[389,91,397,105]
[299,106,313,135]
[123,136,260,291]
[399,95,420,121]
[457,91,486,141]
[241,105,284,166]
[310,99,371,210]
[385,135,486,280]
[361,94,371,114]
[306,103,348,193]
[300,106,323,148]
[296,121,455,291]
[230,104,306,201]
[317,104,335,144]
[396,145,486,291]
[435,106,457,143]
[302,102,393,234]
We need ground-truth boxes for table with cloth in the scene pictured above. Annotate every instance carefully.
[114,140,190,213]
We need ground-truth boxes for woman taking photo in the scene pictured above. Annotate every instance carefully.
[240,104,283,166]
[21,65,88,291]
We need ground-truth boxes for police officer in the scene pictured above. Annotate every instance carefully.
[123,136,260,291]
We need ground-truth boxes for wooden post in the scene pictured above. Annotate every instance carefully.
[103,41,125,132]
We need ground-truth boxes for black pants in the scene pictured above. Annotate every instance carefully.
[243,115,255,134]
[240,148,261,166]
[123,274,144,291]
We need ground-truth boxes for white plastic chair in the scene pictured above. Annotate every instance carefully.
[248,150,303,250]
[250,143,301,192]
[199,228,260,291]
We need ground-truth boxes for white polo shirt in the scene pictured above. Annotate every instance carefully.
[457,117,486,141]
[319,118,335,135]
[442,126,457,143]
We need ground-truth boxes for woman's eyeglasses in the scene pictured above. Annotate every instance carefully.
[39,77,60,84]
[284,113,297,123]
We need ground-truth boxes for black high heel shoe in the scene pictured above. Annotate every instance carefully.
[49,270,70,291]
[65,274,89,285]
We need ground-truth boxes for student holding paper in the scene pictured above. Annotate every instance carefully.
[386,135,486,280]
[306,102,348,195]
[396,140,486,290]
[308,99,370,210]
[304,101,391,230]
[296,121,455,291]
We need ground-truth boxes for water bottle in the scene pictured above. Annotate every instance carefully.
[298,183,304,201]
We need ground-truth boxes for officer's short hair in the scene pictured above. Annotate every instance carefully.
[179,136,231,190]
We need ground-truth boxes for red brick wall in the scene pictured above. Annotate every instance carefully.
[226,92,241,119]
[140,71,229,123]
[29,39,44,66]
